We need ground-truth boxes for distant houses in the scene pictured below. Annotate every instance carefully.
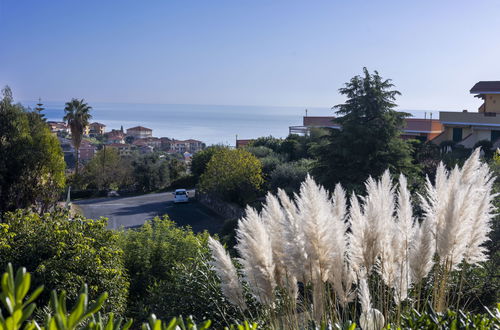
[48,119,206,171]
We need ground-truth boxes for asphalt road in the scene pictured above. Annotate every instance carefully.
[75,190,225,233]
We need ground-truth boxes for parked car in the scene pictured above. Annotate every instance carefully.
[173,189,189,203]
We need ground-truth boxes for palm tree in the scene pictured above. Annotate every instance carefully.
[64,99,92,175]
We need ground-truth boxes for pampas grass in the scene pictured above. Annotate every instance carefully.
[208,237,247,310]
[208,149,495,328]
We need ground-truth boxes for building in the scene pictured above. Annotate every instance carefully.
[400,118,444,141]
[88,122,106,136]
[289,116,443,141]
[169,139,205,153]
[126,126,153,139]
[107,143,134,157]
[78,140,97,162]
[57,137,96,167]
[236,139,254,148]
[104,130,125,144]
[47,121,69,136]
[433,81,500,148]
[133,137,161,150]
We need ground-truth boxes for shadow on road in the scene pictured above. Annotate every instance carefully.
[114,200,224,234]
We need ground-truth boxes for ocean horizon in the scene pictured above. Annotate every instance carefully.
[22,101,444,146]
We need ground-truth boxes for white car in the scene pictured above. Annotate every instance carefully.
[173,189,189,203]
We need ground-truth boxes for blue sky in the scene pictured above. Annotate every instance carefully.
[1,0,500,111]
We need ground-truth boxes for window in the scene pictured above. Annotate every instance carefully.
[491,130,500,142]
[452,128,463,142]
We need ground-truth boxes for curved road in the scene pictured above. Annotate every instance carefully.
[75,190,224,233]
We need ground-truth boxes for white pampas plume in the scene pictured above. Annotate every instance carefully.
[208,237,247,310]
[278,188,309,283]
[328,184,353,305]
[350,171,394,273]
[463,162,496,265]
[236,207,276,305]
[348,193,370,273]
[261,192,288,285]
[358,273,385,330]
[390,174,415,302]
[409,215,435,283]
[295,175,337,282]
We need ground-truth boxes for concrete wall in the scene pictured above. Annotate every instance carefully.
[196,192,244,220]
[483,94,500,113]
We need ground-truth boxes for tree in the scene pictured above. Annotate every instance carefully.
[0,87,65,215]
[64,99,92,175]
[313,68,417,191]
[34,97,45,120]
[0,209,129,314]
[190,145,228,181]
[200,148,263,205]
[82,147,133,191]
[132,153,171,192]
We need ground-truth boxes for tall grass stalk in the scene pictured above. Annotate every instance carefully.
[208,149,494,328]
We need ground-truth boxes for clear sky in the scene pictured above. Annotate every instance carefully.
[1,0,500,111]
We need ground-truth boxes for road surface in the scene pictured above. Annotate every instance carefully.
[75,190,224,233]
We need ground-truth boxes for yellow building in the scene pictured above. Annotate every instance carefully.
[434,81,500,148]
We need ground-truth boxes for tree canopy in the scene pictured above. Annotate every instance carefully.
[313,68,417,191]
[199,148,263,205]
[0,87,65,215]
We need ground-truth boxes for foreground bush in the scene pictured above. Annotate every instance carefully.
[0,209,128,314]
[120,217,239,326]
[208,149,498,328]
[0,263,261,330]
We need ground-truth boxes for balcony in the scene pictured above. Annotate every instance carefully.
[439,111,500,127]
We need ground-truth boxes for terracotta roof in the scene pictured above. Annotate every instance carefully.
[90,122,106,127]
[127,126,152,131]
[105,130,124,137]
[470,81,500,94]
[303,116,341,128]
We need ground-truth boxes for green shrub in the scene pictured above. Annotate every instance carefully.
[245,146,274,159]
[120,217,235,325]
[269,159,313,194]
[0,209,128,315]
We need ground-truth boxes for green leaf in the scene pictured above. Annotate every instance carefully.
[83,292,108,319]
[19,303,36,324]
[67,294,86,328]
[123,319,133,330]
[22,286,43,308]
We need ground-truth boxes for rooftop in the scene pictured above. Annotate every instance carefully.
[303,116,340,128]
[470,81,500,94]
[127,126,152,131]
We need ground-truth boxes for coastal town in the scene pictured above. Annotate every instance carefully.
[47,121,206,170]
[2,0,500,327]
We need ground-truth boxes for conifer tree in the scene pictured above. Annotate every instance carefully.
[313,68,417,191]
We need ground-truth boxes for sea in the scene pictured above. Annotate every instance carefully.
[23,101,441,146]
